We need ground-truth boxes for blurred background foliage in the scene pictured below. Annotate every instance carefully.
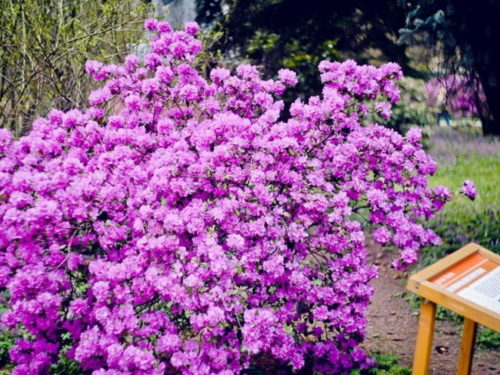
[399,0,500,136]
[0,0,152,136]
[195,0,500,136]
[384,77,435,133]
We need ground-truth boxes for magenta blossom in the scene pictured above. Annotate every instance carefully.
[461,179,477,200]
[0,20,452,375]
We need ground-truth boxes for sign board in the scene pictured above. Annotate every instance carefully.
[430,252,500,314]
[407,242,500,331]
[406,243,500,375]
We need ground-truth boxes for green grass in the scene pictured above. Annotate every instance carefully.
[421,126,500,258]
[429,154,500,216]
[349,353,410,375]
[425,153,500,258]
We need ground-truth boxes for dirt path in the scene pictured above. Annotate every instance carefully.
[364,240,500,375]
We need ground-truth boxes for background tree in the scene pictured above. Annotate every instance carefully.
[399,0,500,136]
[0,0,152,135]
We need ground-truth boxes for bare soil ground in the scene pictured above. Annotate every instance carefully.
[364,240,500,375]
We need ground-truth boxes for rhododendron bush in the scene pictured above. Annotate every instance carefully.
[424,75,487,119]
[0,20,452,375]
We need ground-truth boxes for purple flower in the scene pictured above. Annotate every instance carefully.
[88,87,111,106]
[374,101,392,119]
[461,179,477,200]
[144,18,158,31]
[184,21,200,36]
[373,227,392,245]
[278,69,298,86]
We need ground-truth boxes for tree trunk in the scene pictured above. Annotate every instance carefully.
[459,0,500,136]
[479,80,500,136]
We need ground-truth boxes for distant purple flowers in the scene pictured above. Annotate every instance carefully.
[0,19,453,375]
[425,75,487,119]
[461,179,477,200]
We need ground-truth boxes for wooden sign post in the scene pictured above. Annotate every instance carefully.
[407,243,500,375]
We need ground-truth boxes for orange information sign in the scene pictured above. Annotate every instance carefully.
[406,243,500,375]
[407,243,500,331]
[430,252,500,314]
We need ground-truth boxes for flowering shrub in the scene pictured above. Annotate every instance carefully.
[0,20,451,375]
[424,75,486,119]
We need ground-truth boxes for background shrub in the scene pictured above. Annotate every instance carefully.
[0,0,151,136]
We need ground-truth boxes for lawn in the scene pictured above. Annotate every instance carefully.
[426,127,500,256]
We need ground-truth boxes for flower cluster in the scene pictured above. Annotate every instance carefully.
[0,19,451,375]
[461,179,477,200]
